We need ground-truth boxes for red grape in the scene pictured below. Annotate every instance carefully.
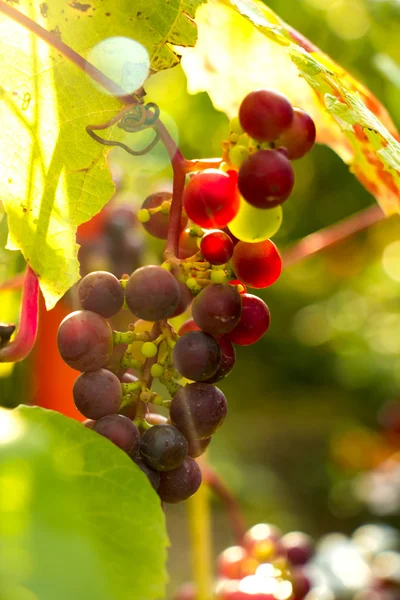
[141,191,187,239]
[183,170,240,228]
[178,319,201,336]
[274,107,316,159]
[226,295,271,346]
[238,89,293,142]
[238,150,294,209]
[73,368,122,419]
[178,229,200,259]
[231,241,282,289]
[200,230,234,265]
[217,546,248,579]
[125,265,180,321]
[78,271,124,318]
[92,414,141,454]
[57,310,113,372]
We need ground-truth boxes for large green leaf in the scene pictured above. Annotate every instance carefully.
[0,0,204,309]
[0,405,168,600]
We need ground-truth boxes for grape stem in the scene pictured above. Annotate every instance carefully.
[135,322,162,421]
[0,266,39,363]
[282,204,386,267]
[202,462,247,545]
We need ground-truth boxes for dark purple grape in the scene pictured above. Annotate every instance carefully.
[57,310,113,372]
[173,331,221,382]
[158,457,202,503]
[78,271,124,318]
[170,382,227,439]
[281,532,314,566]
[132,456,160,490]
[238,150,295,209]
[187,437,211,458]
[125,266,180,321]
[140,424,188,471]
[204,337,235,383]
[171,280,193,318]
[192,284,242,335]
[291,567,312,598]
[238,89,293,142]
[141,191,188,240]
[73,368,122,419]
[274,107,316,159]
[92,414,141,453]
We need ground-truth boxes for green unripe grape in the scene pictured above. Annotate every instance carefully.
[229,116,244,134]
[230,132,240,143]
[229,198,283,243]
[138,208,151,223]
[186,277,201,294]
[229,145,249,168]
[210,270,227,284]
[151,363,164,378]
[141,342,158,358]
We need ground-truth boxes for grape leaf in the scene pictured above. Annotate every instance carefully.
[0,0,204,309]
[180,0,400,215]
[0,405,168,600]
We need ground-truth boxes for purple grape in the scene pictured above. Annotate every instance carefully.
[57,310,113,372]
[132,456,160,490]
[78,271,124,318]
[140,424,188,471]
[92,414,141,453]
[73,368,122,419]
[274,107,316,159]
[170,382,227,439]
[187,437,211,458]
[158,457,202,503]
[204,336,235,383]
[173,331,221,382]
[125,265,180,321]
[141,191,188,240]
[192,284,242,335]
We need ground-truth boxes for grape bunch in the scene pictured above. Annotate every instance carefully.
[175,523,314,599]
[58,88,315,505]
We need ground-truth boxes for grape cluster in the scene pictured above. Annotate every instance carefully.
[175,523,314,600]
[58,88,315,504]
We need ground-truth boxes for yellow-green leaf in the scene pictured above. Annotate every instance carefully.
[180,0,400,215]
[0,0,204,309]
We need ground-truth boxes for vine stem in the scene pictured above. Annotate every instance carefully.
[134,322,162,421]
[186,474,214,600]
[0,266,39,363]
[282,204,386,268]
[202,463,247,545]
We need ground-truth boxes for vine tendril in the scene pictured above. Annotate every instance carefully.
[86,102,160,156]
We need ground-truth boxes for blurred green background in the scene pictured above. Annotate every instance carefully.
[2,0,400,596]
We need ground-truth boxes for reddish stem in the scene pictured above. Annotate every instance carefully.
[202,463,247,545]
[0,266,39,363]
[0,1,136,104]
[282,204,386,268]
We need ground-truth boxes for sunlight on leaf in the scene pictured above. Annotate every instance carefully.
[180,0,400,215]
[0,0,205,308]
